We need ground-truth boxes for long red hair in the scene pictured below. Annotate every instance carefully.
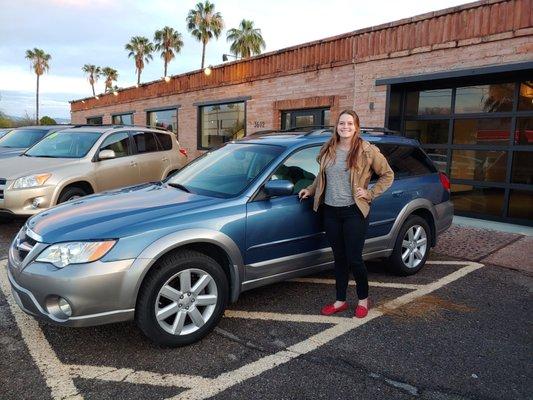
[319,109,362,170]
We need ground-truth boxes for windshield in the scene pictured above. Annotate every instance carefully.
[25,131,102,158]
[0,128,50,148]
[167,143,284,198]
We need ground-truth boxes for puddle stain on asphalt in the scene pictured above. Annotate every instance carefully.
[377,294,476,321]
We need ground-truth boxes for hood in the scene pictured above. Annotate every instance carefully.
[27,183,224,242]
[0,156,81,179]
[0,148,25,159]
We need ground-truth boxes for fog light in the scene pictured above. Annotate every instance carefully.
[32,197,44,208]
[58,297,72,317]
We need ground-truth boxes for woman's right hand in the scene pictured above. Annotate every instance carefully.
[298,188,311,201]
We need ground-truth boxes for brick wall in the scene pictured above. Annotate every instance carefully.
[72,33,533,159]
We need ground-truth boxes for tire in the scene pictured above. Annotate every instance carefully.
[135,249,229,347]
[388,215,431,276]
[57,186,87,203]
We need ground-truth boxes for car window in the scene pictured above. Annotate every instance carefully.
[167,143,283,198]
[0,129,49,148]
[100,132,131,158]
[154,132,172,150]
[132,131,159,153]
[269,146,320,194]
[25,131,102,158]
[371,143,436,181]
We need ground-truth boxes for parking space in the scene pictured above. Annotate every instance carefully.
[0,219,531,400]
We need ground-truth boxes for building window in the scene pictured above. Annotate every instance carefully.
[147,108,177,135]
[112,113,133,125]
[387,73,533,225]
[280,108,330,130]
[86,116,102,125]
[198,102,245,149]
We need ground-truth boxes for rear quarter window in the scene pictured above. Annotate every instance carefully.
[154,132,173,150]
[373,143,436,180]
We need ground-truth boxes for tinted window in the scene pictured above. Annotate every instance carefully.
[270,146,320,194]
[147,109,177,133]
[155,132,172,150]
[112,113,133,125]
[100,132,131,158]
[0,128,50,148]
[199,102,245,149]
[133,131,159,153]
[86,117,103,125]
[374,144,435,180]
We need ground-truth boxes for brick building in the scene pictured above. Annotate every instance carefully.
[70,0,533,225]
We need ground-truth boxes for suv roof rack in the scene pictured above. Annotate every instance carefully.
[71,124,173,132]
[249,125,400,137]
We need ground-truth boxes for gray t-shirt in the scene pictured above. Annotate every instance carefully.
[324,148,354,207]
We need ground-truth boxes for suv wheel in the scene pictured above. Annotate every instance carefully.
[136,250,228,347]
[58,187,87,203]
[389,215,430,276]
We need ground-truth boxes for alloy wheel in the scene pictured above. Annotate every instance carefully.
[401,225,428,269]
[154,268,218,336]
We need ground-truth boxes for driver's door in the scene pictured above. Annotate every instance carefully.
[245,145,328,281]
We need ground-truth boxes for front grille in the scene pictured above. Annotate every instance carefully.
[0,178,6,185]
[0,189,3,199]
[14,227,39,264]
[0,178,4,199]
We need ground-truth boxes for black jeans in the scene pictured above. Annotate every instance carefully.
[323,204,369,301]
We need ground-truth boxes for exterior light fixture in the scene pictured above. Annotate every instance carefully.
[164,76,171,82]
[113,90,118,96]
[95,95,99,100]
[81,100,85,104]
[222,53,239,62]
[204,66,212,76]
[135,84,139,88]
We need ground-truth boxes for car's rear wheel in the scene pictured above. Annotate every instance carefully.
[388,215,430,276]
[57,187,87,203]
[136,250,228,347]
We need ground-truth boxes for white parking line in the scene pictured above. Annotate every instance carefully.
[0,260,483,400]
[290,277,424,290]
[171,262,484,400]
[68,364,214,388]
[0,261,82,400]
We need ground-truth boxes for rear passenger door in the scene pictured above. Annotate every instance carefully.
[367,143,436,238]
[131,130,168,182]
[93,131,139,191]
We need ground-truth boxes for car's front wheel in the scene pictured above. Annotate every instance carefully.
[136,250,228,347]
[388,215,430,276]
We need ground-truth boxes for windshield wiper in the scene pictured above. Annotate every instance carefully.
[168,182,191,193]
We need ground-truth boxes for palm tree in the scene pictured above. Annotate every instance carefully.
[25,48,51,125]
[186,1,224,69]
[82,64,101,97]
[154,26,184,78]
[227,19,266,59]
[125,36,154,85]
[101,67,119,92]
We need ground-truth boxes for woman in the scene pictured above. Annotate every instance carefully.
[298,109,394,318]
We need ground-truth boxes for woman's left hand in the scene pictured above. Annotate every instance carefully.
[355,187,371,201]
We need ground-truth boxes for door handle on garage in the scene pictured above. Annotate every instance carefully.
[392,190,404,197]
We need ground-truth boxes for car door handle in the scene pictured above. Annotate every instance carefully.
[162,157,169,162]
[392,190,404,197]
[130,161,137,167]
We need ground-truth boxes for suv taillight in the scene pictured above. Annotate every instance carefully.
[439,172,450,191]
[179,148,188,157]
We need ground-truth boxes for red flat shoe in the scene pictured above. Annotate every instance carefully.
[354,300,370,318]
[320,302,349,316]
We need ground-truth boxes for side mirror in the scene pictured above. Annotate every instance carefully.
[98,149,116,160]
[264,180,294,197]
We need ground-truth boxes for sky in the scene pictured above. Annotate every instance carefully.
[0,0,470,120]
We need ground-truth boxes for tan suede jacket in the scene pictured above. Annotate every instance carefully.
[306,139,394,217]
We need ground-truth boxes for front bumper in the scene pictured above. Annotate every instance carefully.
[0,184,56,216]
[7,253,137,327]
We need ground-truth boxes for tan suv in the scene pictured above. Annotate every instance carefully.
[0,125,187,216]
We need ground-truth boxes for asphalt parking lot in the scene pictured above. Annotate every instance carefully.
[0,218,531,400]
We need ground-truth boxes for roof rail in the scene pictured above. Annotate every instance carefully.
[360,127,400,135]
[70,124,173,132]
[247,125,400,138]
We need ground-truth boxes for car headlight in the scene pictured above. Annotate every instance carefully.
[12,173,52,189]
[36,241,117,268]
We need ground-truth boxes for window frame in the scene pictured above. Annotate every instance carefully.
[196,99,247,150]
